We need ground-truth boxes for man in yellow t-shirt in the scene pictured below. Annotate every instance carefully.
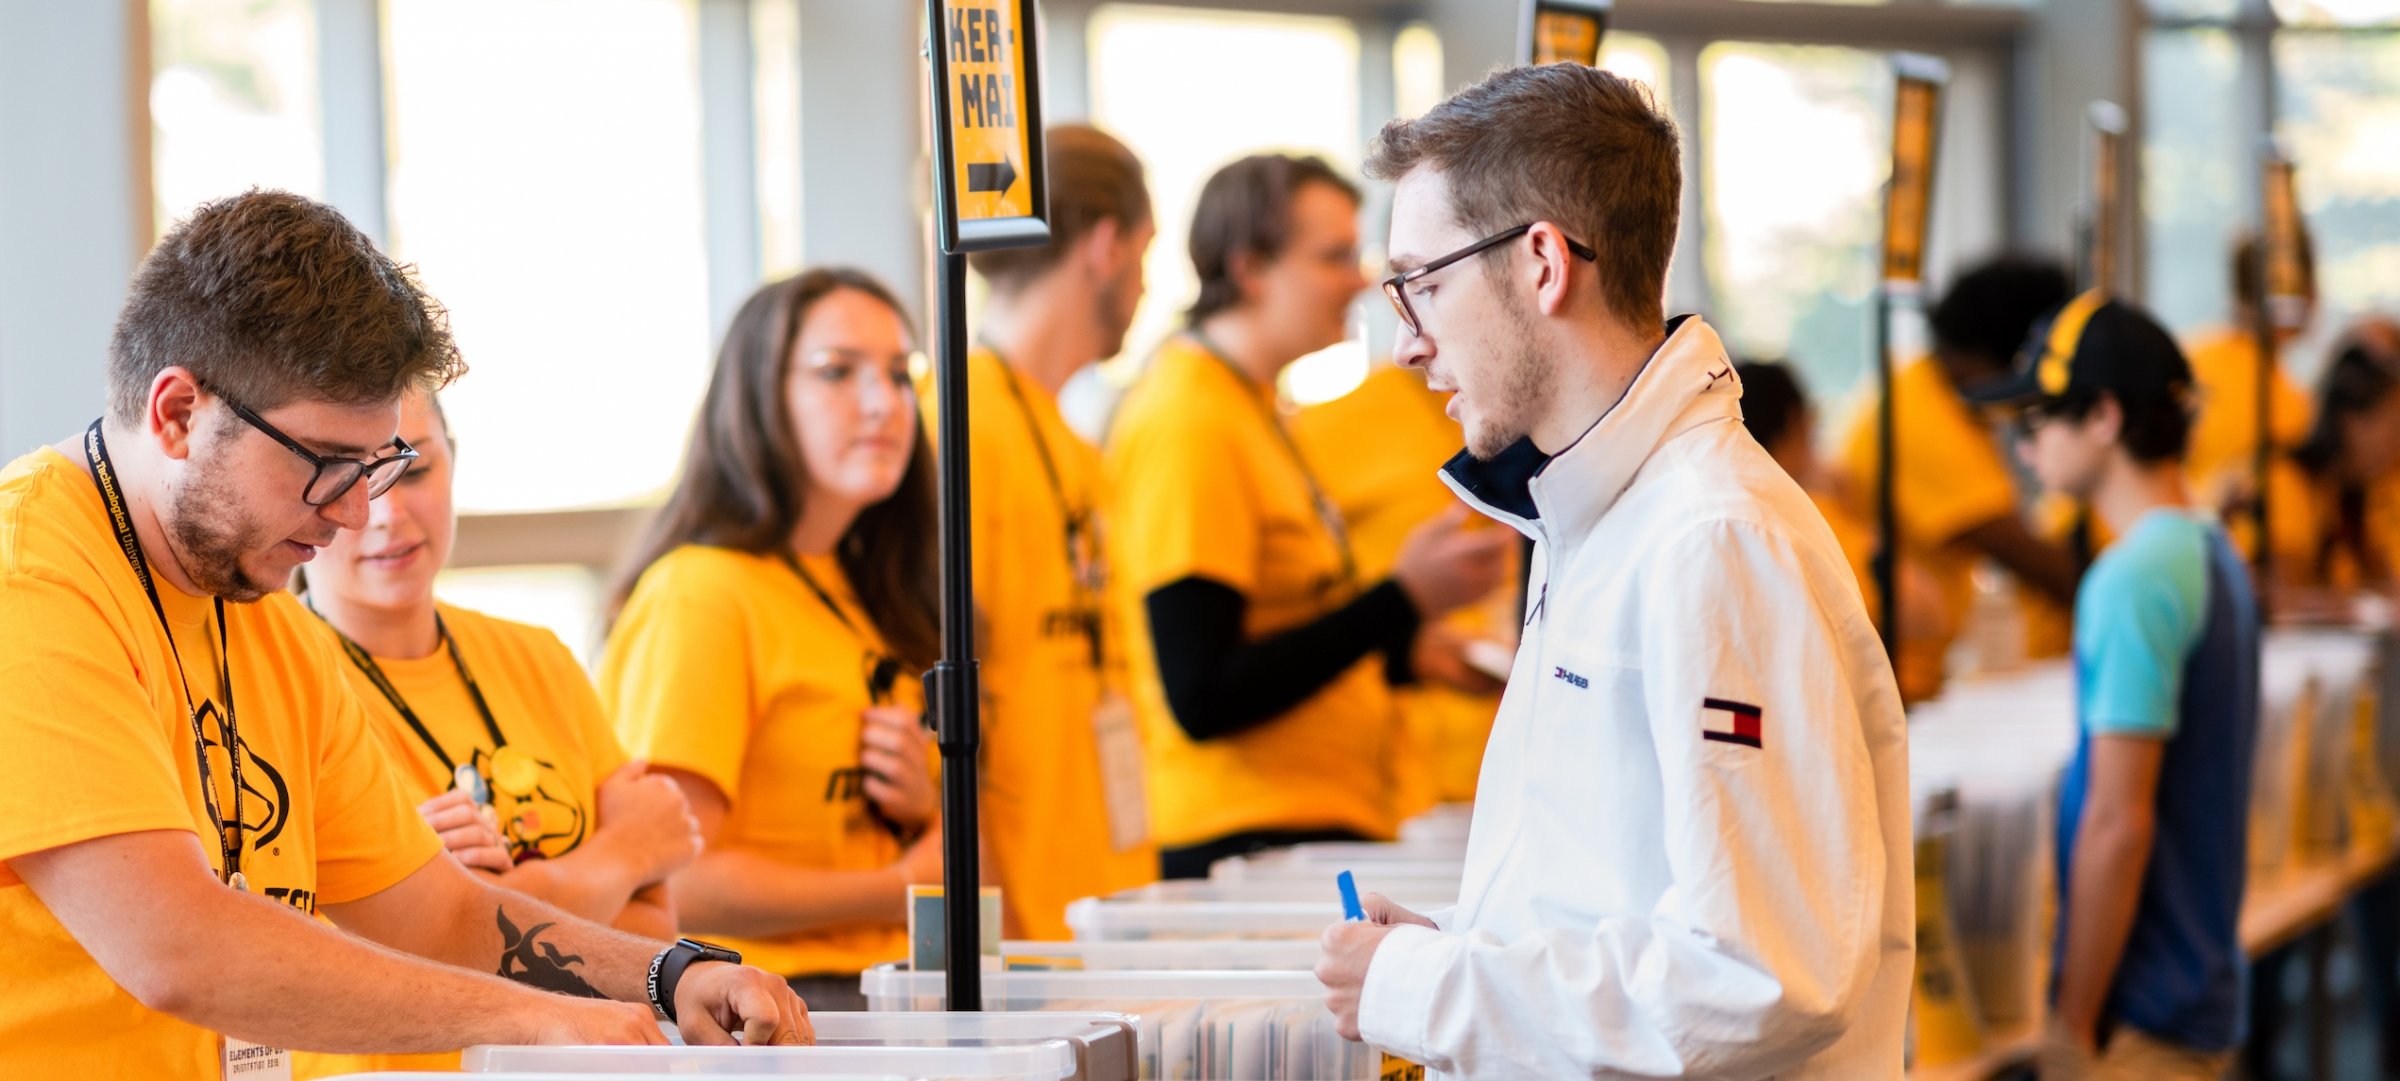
[0,192,805,1078]
[1292,362,1516,809]
[1106,155,1511,878]
[1835,257,2082,700]
[2182,231,2319,562]
[952,124,1160,938]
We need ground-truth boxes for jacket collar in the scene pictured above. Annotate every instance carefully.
[1441,314,1741,541]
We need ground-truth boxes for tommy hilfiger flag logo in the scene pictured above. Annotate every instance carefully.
[1701,698,1763,748]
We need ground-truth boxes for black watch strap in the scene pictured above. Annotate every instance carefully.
[646,937,743,1022]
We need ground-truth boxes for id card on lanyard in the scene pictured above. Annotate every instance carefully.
[84,421,292,1079]
[993,353,1150,851]
[223,1038,292,1080]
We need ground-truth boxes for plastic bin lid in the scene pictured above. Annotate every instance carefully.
[1065,897,1387,939]
[335,1074,907,1081]
[1107,878,1457,906]
[862,962,1329,1001]
[998,938,1319,971]
[461,1038,1079,1079]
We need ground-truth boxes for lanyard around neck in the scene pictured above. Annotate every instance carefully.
[985,348,1107,671]
[319,608,508,776]
[1184,332,1360,586]
[85,419,248,887]
[778,552,903,704]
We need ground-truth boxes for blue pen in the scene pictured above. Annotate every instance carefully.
[1337,870,1365,921]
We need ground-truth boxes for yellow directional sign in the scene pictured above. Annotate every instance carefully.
[928,0,1049,253]
[1521,0,1609,66]
[1881,54,1949,290]
[2085,102,2128,296]
[2260,150,2309,330]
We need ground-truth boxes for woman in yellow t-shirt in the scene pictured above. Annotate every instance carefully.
[294,391,703,1077]
[601,268,943,1010]
[2256,322,2400,611]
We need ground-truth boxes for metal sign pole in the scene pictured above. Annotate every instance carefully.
[1875,54,1948,665]
[923,0,1051,1012]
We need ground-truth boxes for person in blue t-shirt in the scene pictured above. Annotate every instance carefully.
[1966,291,2261,1079]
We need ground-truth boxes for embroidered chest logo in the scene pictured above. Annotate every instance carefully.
[1701,698,1764,749]
[1552,666,1589,690]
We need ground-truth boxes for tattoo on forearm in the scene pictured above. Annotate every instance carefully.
[496,905,606,999]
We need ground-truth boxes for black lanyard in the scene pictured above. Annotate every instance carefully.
[778,553,902,704]
[84,420,247,888]
[1186,333,1360,586]
[986,348,1107,671]
[320,610,507,776]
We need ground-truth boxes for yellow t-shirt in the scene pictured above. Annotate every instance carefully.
[2184,327,2314,518]
[1810,489,1881,621]
[0,447,441,1078]
[1105,337,1402,848]
[601,546,925,977]
[1836,357,2021,701]
[1292,364,1511,808]
[928,348,1156,940]
[294,601,631,1078]
[2256,460,2400,590]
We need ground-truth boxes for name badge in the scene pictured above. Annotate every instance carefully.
[223,1036,291,1081]
[1092,692,1148,853]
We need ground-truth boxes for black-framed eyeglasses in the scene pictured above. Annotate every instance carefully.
[218,392,419,506]
[1382,223,1599,339]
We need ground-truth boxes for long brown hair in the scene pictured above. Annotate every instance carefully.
[608,268,941,670]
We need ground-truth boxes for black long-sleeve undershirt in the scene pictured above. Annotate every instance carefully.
[1144,575,1422,743]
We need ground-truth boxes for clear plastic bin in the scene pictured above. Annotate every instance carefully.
[1106,879,1457,907]
[337,1074,904,1081]
[860,965,1379,1080]
[1066,897,1368,942]
[461,1038,1079,1080]
[999,938,1319,971]
[1207,857,1461,887]
[1398,804,1473,843]
[1224,839,1468,865]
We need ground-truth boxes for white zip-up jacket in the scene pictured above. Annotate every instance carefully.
[1356,316,1913,1079]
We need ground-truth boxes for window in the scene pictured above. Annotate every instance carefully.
[1701,42,1892,397]
[2141,3,2400,378]
[2276,31,2400,343]
[753,0,804,280]
[149,0,323,231]
[2140,28,2243,335]
[1393,23,1444,121]
[436,565,606,664]
[1085,4,1364,410]
[383,0,712,514]
[1603,33,1671,110]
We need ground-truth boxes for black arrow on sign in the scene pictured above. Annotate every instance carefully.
[967,157,1019,197]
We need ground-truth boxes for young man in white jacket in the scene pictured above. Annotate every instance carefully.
[1314,63,1914,1079]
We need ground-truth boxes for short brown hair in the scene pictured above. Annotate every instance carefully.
[969,125,1152,294]
[1186,153,1361,324]
[109,189,464,423]
[1366,64,1680,329]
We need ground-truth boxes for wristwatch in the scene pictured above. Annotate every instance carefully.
[646,937,743,1022]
